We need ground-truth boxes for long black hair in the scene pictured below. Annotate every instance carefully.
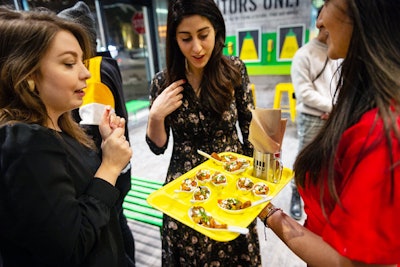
[164,0,241,116]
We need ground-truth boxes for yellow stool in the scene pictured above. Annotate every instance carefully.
[273,83,296,122]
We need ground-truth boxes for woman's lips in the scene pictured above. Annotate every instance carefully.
[75,89,85,97]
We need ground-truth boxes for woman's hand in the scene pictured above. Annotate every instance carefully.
[95,106,132,185]
[149,79,185,121]
[98,127,132,183]
[99,106,125,140]
[146,79,185,148]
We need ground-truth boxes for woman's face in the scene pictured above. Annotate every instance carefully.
[319,0,354,59]
[35,30,90,122]
[176,15,216,72]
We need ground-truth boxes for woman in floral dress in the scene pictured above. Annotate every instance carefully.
[145,0,261,266]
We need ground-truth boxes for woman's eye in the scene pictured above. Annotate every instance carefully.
[64,63,75,68]
[199,34,208,40]
[182,37,192,42]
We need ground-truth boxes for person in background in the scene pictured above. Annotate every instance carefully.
[257,0,400,266]
[289,6,340,220]
[58,2,135,265]
[0,7,132,267]
[146,0,261,265]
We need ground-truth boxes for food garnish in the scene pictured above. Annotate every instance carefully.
[180,178,198,191]
[224,158,249,172]
[211,152,222,161]
[195,169,211,181]
[211,172,227,185]
[253,183,270,196]
[192,186,211,201]
[190,206,227,229]
[220,154,237,162]
[211,153,237,163]
[218,198,251,210]
[237,177,254,191]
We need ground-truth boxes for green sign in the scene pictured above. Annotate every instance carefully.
[216,0,311,75]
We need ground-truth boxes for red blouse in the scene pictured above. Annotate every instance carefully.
[299,108,400,265]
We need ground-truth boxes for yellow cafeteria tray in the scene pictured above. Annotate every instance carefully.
[147,152,293,242]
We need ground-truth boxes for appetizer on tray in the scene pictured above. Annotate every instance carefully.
[224,158,250,174]
[218,197,272,214]
[217,197,251,214]
[189,206,249,234]
[197,150,223,165]
[211,172,227,187]
[237,177,254,193]
[211,153,237,162]
[189,206,227,229]
[191,186,211,203]
[253,182,270,197]
[176,177,198,192]
[195,169,212,183]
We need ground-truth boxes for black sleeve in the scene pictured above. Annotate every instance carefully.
[0,124,119,265]
[100,57,129,124]
[146,71,170,155]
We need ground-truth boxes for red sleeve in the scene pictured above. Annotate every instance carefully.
[323,109,400,264]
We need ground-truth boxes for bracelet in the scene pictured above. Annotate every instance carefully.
[262,203,282,228]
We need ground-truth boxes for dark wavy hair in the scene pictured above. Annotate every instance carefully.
[294,0,400,207]
[164,0,241,116]
[0,7,94,148]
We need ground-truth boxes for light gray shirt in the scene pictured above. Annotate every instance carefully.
[290,38,340,117]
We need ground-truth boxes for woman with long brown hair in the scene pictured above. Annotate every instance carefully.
[0,7,132,266]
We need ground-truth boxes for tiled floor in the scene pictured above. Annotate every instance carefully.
[127,75,306,267]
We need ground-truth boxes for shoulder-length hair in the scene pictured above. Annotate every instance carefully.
[294,0,400,206]
[165,0,241,116]
[0,7,94,148]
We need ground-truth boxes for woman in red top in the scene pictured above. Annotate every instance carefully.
[258,0,400,266]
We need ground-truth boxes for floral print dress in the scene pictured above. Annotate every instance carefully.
[146,56,262,266]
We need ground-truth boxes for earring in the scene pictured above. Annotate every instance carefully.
[27,79,35,91]
[185,58,191,75]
